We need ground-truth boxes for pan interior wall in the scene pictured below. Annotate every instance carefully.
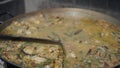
[24,0,120,20]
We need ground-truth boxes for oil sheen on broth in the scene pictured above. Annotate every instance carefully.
[0,13,120,68]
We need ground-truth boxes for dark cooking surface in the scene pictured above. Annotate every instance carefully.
[0,0,25,21]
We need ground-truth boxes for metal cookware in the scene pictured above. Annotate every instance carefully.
[0,8,119,68]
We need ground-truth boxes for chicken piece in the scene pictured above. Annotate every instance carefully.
[23,45,36,55]
[23,55,47,64]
